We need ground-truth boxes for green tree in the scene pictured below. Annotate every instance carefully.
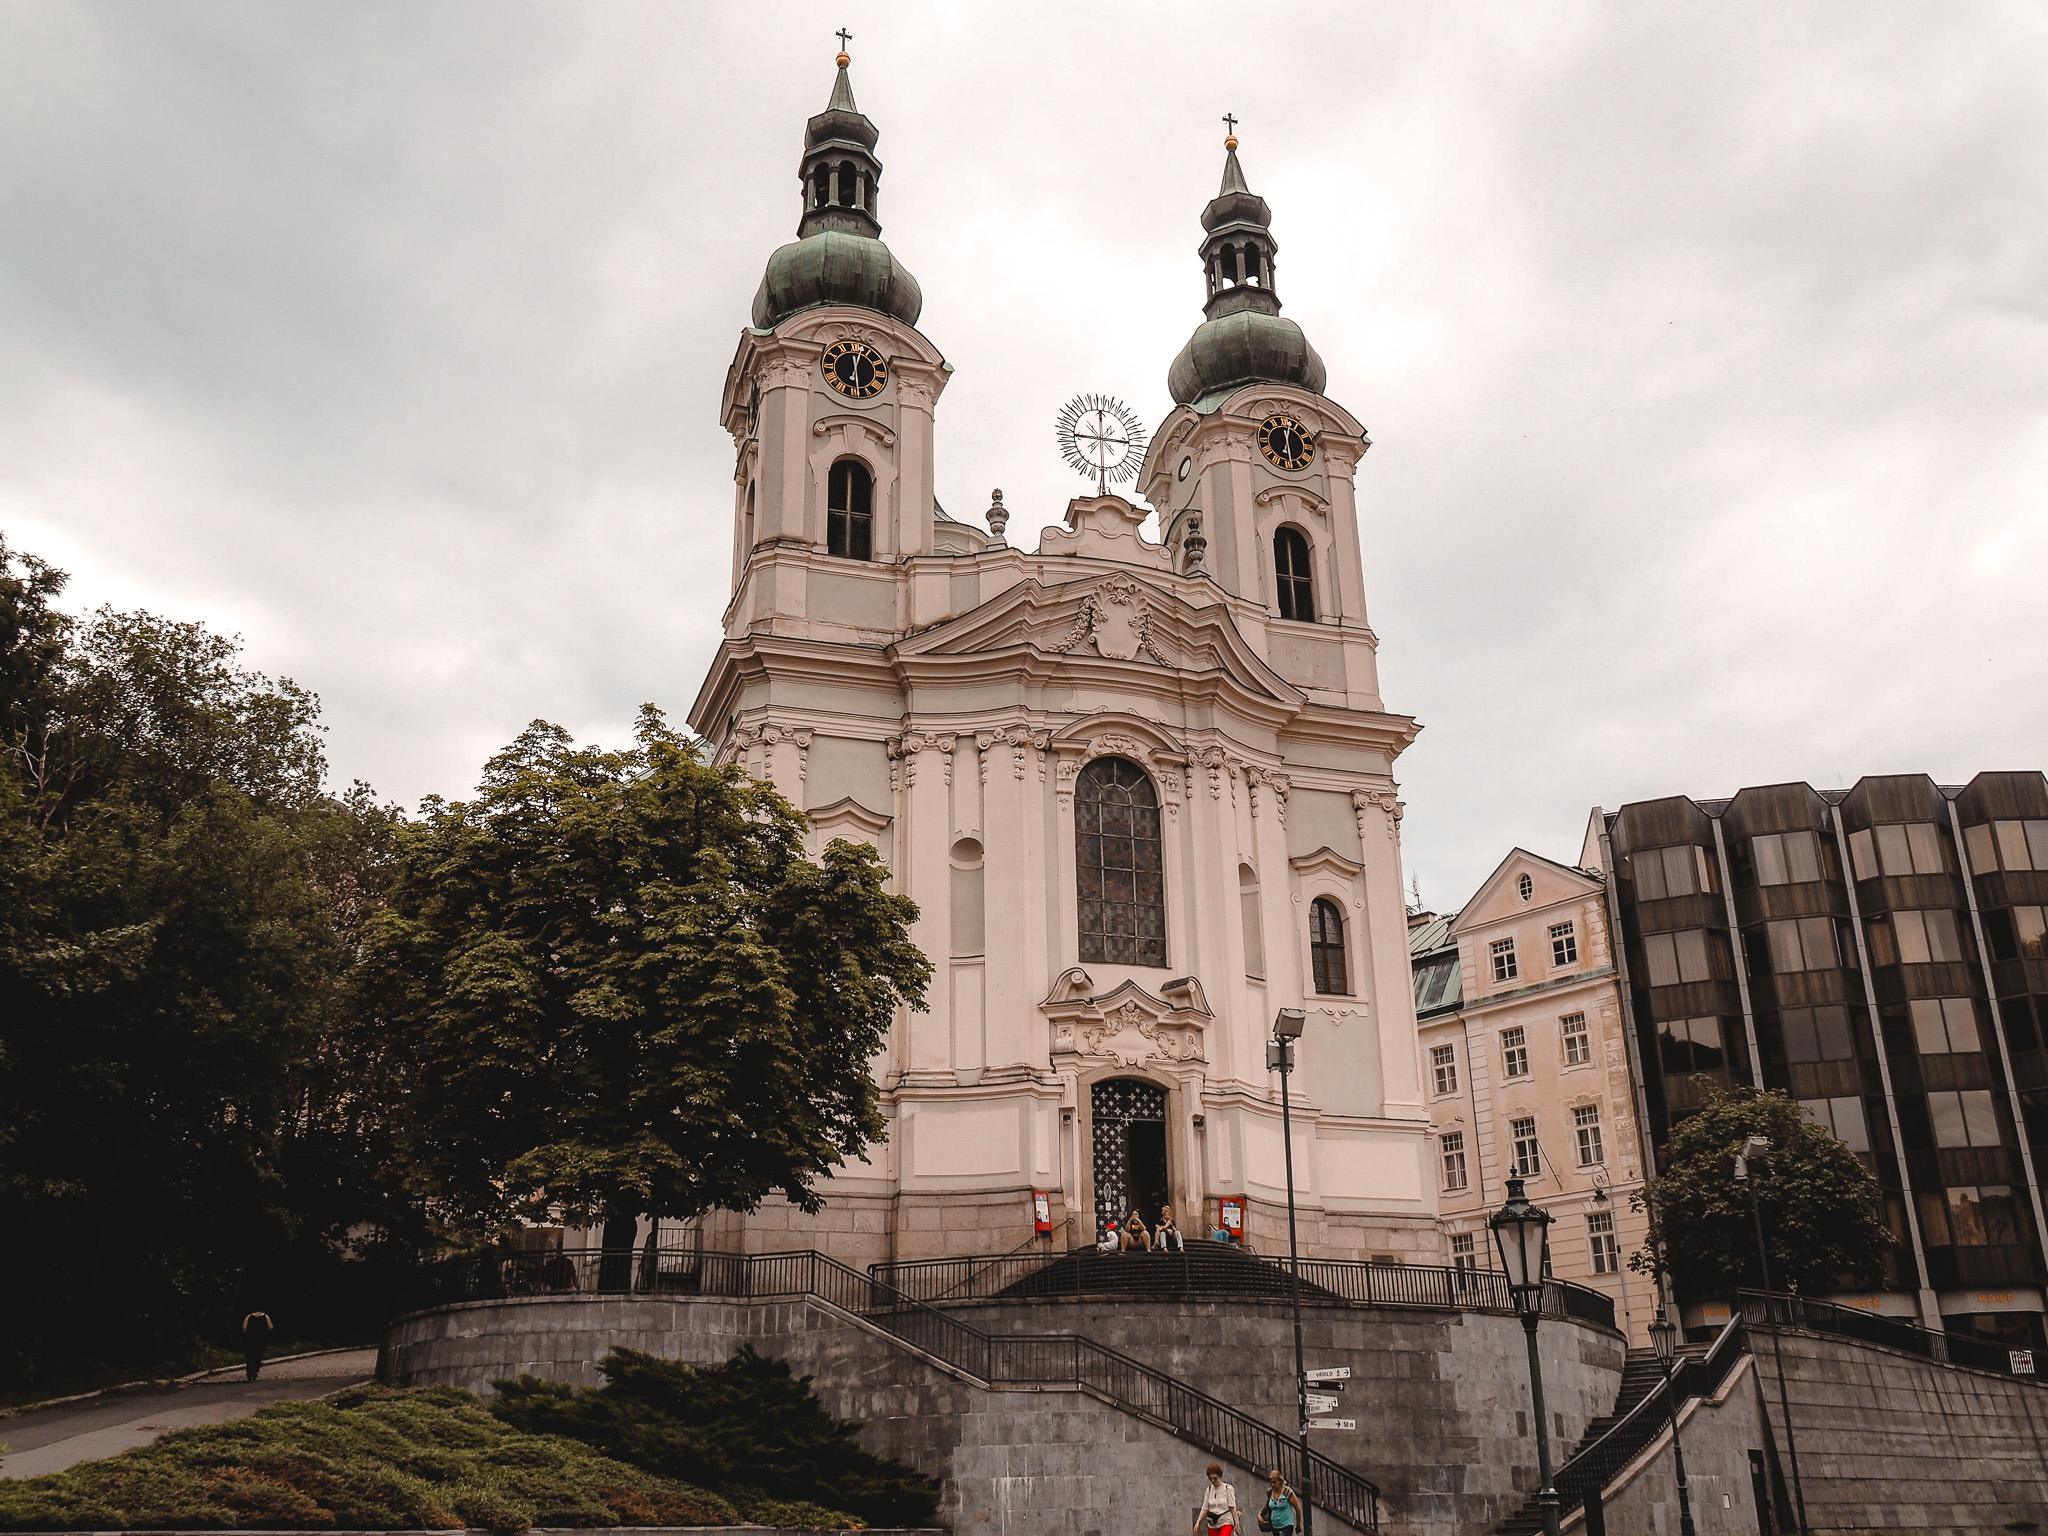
[1637,1080,1893,1298]
[360,710,928,1255]
[0,537,402,1387]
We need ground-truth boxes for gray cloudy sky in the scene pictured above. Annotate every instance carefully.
[3,1,2044,907]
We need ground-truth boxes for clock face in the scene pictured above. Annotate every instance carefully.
[821,339,887,399]
[1258,413,1316,472]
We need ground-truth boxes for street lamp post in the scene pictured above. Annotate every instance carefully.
[1736,1134,1808,1536]
[1649,1302,1697,1536]
[1491,1176,1561,1536]
[1271,1008,1313,1536]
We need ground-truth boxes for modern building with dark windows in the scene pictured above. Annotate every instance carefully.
[1583,772,2048,1351]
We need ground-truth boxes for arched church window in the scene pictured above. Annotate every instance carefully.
[838,160,856,204]
[1274,526,1315,621]
[1075,757,1166,968]
[827,459,873,561]
[811,165,828,209]
[1310,897,1350,995]
[744,482,755,550]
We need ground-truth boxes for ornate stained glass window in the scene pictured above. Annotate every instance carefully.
[1075,757,1166,967]
[1309,897,1349,994]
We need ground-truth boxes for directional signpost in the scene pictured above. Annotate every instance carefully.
[1304,1367,1351,1382]
[1308,1417,1358,1431]
[1303,1368,1356,1431]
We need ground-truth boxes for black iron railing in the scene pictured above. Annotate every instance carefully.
[1738,1289,2045,1382]
[870,1245,1619,1330]
[410,1246,1382,1534]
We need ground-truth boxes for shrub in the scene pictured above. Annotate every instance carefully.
[491,1347,937,1528]
[0,1383,734,1532]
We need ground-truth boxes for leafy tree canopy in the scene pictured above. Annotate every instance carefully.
[1637,1080,1892,1299]
[361,709,928,1242]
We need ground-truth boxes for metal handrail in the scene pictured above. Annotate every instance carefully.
[1738,1288,2045,1383]
[870,1245,1620,1330]
[410,1246,1383,1532]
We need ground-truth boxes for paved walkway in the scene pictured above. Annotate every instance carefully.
[0,1348,379,1481]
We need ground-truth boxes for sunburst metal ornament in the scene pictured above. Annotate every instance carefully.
[1055,394,1149,496]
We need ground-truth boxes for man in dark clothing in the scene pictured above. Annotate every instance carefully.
[241,1311,274,1380]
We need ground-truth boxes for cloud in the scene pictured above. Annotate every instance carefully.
[1,0,2043,908]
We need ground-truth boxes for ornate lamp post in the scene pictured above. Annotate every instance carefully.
[1270,1007,1313,1536]
[1491,1176,1561,1536]
[1649,1305,1697,1536]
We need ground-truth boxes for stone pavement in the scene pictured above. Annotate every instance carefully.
[0,1348,378,1480]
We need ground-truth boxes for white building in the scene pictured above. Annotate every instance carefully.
[687,54,1433,1266]
[1410,851,1653,1343]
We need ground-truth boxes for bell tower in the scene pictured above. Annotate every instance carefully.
[1141,128,1382,714]
[716,45,949,642]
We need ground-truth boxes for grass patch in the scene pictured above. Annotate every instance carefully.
[491,1347,936,1529]
[0,1383,736,1532]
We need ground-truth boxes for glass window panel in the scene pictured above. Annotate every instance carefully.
[1962,1089,2001,1146]
[1676,929,1711,983]
[1923,909,1966,964]
[1929,1090,1967,1147]
[1876,824,1913,876]
[1767,921,1804,974]
[1830,1096,1870,1152]
[1074,758,1166,967]
[1786,831,1824,883]
[1643,933,1679,987]
[1753,834,1789,887]
[2017,907,2048,960]
[1798,917,1838,970]
[1894,912,1932,966]
[1942,998,1980,1053]
[1782,1007,1819,1062]
[1816,1006,1854,1060]
[1696,845,1720,894]
[1661,846,1694,896]
[1996,821,2033,873]
[1965,823,1999,874]
[1850,827,1879,881]
[1634,851,1668,902]
[1917,1189,1953,1246]
[1907,823,1947,874]
[1910,999,1950,1055]
[2027,821,2048,871]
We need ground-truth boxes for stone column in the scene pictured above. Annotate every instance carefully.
[894,731,955,1079]
[1354,786,1424,1113]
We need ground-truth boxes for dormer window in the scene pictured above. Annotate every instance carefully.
[827,460,873,560]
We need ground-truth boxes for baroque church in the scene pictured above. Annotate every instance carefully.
[687,51,1434,1267]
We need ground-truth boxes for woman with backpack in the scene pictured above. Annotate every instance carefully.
[1256,1469,1300,1533]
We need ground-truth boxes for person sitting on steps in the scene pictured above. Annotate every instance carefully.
[1122,1210,1152,1252]
[1097,1221,1121,1255]
[1156,1207,1185,1253]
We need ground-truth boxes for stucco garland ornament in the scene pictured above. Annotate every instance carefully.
[1052,575,1172,666]
[1080,1001,1201,1068]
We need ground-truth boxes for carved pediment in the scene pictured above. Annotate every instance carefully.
[1041,975,1209,1068]
[890,577,1303,711]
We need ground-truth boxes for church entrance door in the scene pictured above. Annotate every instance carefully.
[1091,1078,1168,1241]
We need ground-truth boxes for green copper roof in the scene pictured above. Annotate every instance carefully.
[1168,309,1326,407]
[753,229,923,329]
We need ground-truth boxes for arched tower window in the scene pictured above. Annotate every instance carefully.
[827,459,873,560]
[1309,897,1349,995]
[1076,757,1166,968]
[1274,526,1315,621]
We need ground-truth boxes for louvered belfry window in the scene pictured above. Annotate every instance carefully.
[1075,757,1167,967]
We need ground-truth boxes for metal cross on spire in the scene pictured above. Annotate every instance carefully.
[1222,112,1238,136]
[836,27,852,50]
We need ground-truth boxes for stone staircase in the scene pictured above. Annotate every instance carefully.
[999,1238,1351,1304]
[1493,1344,1704,1536]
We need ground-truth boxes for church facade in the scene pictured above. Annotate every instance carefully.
[687,54,1435,1267]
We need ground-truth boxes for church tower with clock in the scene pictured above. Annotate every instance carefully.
[688,57,1434,1267]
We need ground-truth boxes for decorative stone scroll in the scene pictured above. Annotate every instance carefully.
[1352,786,1404,843]
[1051,731,1187,820]
[975,724,1051,781]
[724,721,812,780]
[1042,973,1209,1069]
[1244,765,1291,824]
[1050,574,1173,666]
[888,731,956,789]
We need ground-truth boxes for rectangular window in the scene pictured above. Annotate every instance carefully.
[1633,843,1716,901]
[1573,1104,1604,1166]
[1511,1116,1541,1177]
[1928,1089,2002,1148]
[1947,1186,2023,1247]
[1988,907,2048,962]
[1587,1211,1620,1274]
[1800,1095,1871,1153]
[1450,1232,1477,1272]
[1501,1026,1530,1079]
[1440,1131,1469,1192]
[1431,1043,1459,1096]
[1857,821,1952,878]
[1750,830,1826,887]
[1762,916,1843,975]
[1885,909,1968,967]
[1910,997,1981,1056]
[1958,820,2047,875]
[1780,1004,1856,1063]
[1560,1012,1591,1065]
[1658,1015,1727,1074]
[1642,928,1714,987]
[1491,937,1519,983]
[1549,922,1579,967]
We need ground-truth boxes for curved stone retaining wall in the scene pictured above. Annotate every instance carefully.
[383,1293,1623,1536]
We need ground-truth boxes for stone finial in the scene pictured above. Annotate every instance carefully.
[985,488,1009,545]
[1182,512,1209,577]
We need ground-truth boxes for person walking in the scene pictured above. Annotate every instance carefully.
[1256,1469,1300,1534]
[1194,1463,1241,1536]
[241,1310,274,1381]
